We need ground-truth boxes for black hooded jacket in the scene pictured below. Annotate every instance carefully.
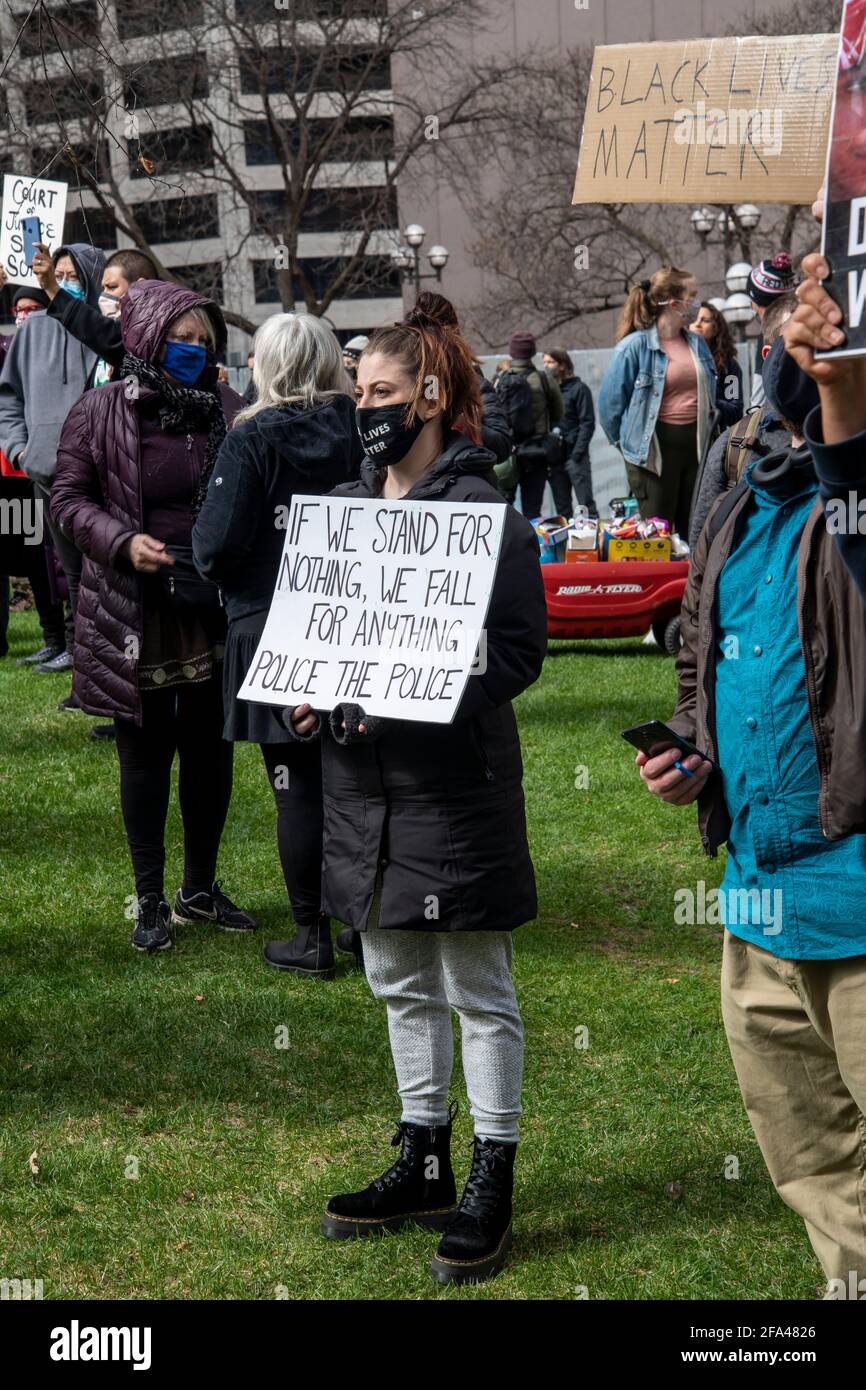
[311,432,548,934]
[191,394,364,619]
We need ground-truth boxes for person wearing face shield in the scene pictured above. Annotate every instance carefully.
[598,266,716,537]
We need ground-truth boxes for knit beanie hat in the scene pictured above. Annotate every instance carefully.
[748,253,795,308]
[508,330,537,360]
[12,285,50,309]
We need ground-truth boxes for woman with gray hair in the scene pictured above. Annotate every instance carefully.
[193,312,363,978]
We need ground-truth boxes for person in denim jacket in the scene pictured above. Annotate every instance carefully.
[599,266,716,537]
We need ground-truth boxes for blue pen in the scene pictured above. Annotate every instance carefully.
[674,759,695,778]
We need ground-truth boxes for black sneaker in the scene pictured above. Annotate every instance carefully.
[89,724,116,741]
[131,894,173,953]
[17,644,62,667]
[36,650,73,674]
[172,880,258,933]
[58,694,82,712]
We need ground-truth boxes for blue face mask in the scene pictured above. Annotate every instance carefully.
[162,339,207,386]
[60,282,86,301]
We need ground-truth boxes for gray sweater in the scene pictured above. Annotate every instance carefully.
[0,242,104,489]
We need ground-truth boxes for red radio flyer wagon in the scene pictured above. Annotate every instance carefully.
[540,559,689,653]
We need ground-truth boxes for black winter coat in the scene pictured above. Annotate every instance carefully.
[47,290,125,373]
[307,432,547,934]
[476,368,513,462]
[559,375,595,462]
[192,396,363,620]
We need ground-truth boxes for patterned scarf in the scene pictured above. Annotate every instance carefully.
[120,352,227,517]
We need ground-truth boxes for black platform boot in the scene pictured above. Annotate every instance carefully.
[321,1114,458,1239]
[263,915,335,979]
[430,1137,516,1284]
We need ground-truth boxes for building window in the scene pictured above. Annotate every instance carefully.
[234,0,387,19]
[129,194,220,244]
[243,115,393,166]
[63,205,119,250]
[24,77,105,126]
[14,2,100,59]
[253,254,400,304]
[30,141,112,186]
[250,185,398,235]
[170,262,224,302]
[129,125,214,177]
[123,56,209,109]
[239,46,391,96]
[115,0,205,41]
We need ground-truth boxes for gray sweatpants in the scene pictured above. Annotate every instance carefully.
[362,926,524,1143]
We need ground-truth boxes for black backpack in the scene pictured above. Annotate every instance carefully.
[495,370,539,444]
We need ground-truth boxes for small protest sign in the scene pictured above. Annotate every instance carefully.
[572,35,838,205]
[817,0,866,358]
[0,174,68,287]
[238,496,507,724]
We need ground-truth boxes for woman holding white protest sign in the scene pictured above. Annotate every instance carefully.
[192,312,363,979]
[284,293,547,1285]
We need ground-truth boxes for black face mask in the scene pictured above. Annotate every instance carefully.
[356,403,426,465]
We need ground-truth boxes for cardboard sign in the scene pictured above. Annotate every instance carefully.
[572,35,838,205]
[0,174,68,286]
[238,496,507,724]
[818,0,866,358]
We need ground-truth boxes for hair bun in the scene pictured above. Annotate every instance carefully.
[404,290,459,332]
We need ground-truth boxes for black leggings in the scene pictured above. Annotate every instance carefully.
[260,740,324,926]
[114,678,234,900]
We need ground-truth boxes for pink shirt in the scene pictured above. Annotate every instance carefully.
[658,335,698,424]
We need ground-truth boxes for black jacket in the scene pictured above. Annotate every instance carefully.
[191,395,363,620]
[559,375,595,462]
[47,291,125,371]
[303,432,547,934]
[715,356,744,430]
[476,368,513,462]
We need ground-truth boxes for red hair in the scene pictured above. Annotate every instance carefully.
[364,291,482,445]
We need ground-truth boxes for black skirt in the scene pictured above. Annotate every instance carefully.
[223,609,292,744]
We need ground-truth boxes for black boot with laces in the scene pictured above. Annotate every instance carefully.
[430,1137,516,1284]
[321,1113,457,1239]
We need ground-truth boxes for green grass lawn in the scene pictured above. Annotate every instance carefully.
[0,611,818,1301]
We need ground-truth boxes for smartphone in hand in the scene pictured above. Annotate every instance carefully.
[622,720,720,772]
[21,216,42,270]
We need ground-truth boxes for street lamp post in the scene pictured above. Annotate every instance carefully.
[689,203,762,281]
[390,223,450,297]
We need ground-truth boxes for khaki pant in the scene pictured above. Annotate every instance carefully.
[721,931,866,1290]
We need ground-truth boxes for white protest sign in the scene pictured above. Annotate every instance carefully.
[238,496,507,724]
[0,174,68,287]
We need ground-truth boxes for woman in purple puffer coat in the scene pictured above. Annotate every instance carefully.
[51,279,257,952]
